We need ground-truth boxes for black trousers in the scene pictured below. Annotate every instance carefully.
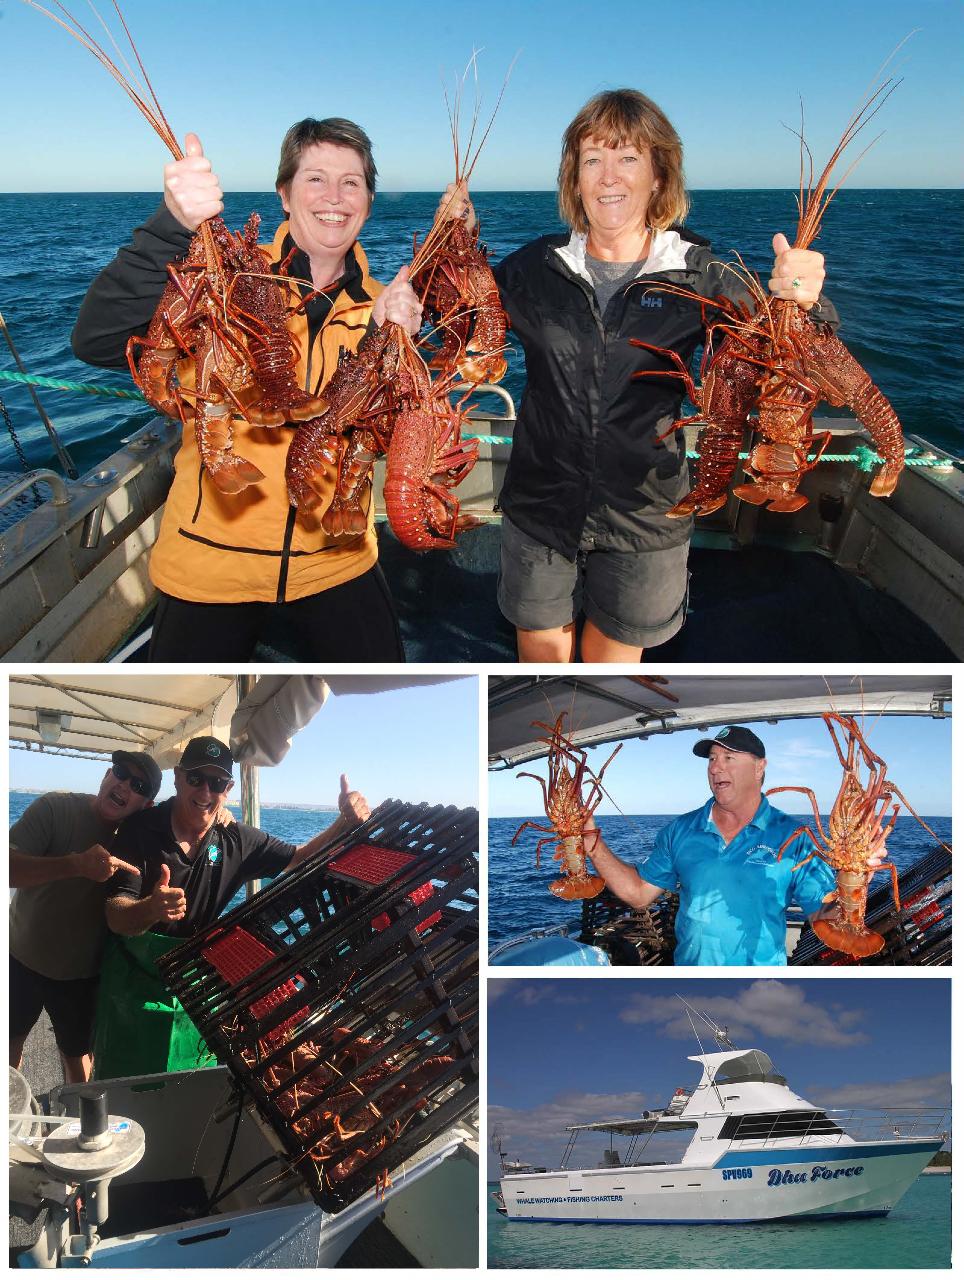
[148,565,405,661]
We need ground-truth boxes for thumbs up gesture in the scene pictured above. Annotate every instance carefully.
[337,773,371,825]
[164,132,224,231]
[767,231,825,310]
[148,861,188,924]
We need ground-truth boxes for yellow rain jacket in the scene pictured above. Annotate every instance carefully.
[148,222,384,603]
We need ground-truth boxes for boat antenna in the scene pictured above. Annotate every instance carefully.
[677,995,735,1050]
[677,996,732,1112]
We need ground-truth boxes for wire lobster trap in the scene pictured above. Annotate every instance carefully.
[157,799,478,1212]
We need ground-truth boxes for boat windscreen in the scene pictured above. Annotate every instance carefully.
[713,1050,786,1086]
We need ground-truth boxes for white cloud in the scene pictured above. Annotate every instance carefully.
[810,1072,951,1111]
[618,980,870,1047]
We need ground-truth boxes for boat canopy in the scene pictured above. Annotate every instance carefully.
[488,674,951,767]
[566,1117,697,1136]
[9,674,463,767]
[711,1050,787,1086]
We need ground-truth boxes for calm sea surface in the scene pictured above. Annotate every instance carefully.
[486,1174,951,1269]
[0,190,961,474]
[488,812,953,944]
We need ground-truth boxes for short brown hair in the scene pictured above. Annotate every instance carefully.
[275,117,377,202]
[557,89,689,233]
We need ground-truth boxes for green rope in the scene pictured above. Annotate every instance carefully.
[463,433,959,468]
[1,369,957,470]
[0,368,147,402]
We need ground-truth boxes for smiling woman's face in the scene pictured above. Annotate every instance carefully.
[577,135,658,242]
[278,141,371,266]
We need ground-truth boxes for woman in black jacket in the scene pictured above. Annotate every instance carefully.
[440,89,834,662]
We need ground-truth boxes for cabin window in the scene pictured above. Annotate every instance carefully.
[713,1051,787,1085]
[718,1110,844,1141]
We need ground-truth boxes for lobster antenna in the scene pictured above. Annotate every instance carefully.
[24,0,182,158]
[82,0,150,110]
[804,27,917,213]
[414,51,517,277]
[107,0,180,152]
[795,77,900,248]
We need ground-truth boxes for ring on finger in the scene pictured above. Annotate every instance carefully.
[791,277,802,289]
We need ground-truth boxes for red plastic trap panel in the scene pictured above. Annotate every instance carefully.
[202,927,308,1037]
[328,843,442,932]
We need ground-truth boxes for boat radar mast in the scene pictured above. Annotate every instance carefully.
[677,995,736,1052]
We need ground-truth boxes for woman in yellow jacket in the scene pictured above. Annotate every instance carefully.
[73,118,422,661]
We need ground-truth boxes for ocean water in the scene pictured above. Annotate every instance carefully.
[488,812,953,945]
[0,189,961,476]
[9,790,334,844]
[486,1174,951,1269]
[8,790,337,912]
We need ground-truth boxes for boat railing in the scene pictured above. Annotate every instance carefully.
[728,1107,950,1149]
[824,1107,951,1143]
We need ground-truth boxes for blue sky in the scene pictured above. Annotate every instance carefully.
[487,977,951,1178]
[9,678,480,809]
[488,712,953,817]
[3,0,962,191]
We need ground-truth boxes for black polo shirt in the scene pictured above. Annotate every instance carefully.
[109,798,297,937]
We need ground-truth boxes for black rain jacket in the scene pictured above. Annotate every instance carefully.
[494,229,838,558]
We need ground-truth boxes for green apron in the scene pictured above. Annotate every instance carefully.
[92,932,216,1080]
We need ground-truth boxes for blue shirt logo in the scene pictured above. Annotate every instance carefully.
[207,843,220,864]
[640,295,663,309]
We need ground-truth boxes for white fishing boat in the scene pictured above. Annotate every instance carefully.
[0,394,961,661]
[497,1002,948,1226]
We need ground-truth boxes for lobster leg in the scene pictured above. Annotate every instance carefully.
[766,786,832,851]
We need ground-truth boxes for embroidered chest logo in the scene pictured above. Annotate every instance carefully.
[743,843,778,866]
[207,843,220,864]
[639,295,663,309]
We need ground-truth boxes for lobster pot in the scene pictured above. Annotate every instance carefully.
[790,843,952,967]
[157,799,479,1212]
[581,890,679,965]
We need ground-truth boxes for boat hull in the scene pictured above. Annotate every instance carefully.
[500,1141,941,1225]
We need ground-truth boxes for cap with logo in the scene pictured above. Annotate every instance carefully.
[111,750,163,799]
[692,725,766,760]
[177,736,234,777]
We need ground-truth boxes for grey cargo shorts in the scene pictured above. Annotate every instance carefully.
[497,515,689,648]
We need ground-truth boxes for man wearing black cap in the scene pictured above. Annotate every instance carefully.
[584,725,878,965]
[9,750,161,1082]
[105,735,370,937]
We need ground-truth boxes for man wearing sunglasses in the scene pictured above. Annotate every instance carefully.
[9,750,162,1083]
[105,736,371,938]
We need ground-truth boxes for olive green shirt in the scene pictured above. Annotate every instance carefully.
[9,793,115,980]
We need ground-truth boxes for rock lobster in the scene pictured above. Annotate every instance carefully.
[258,1026,455,1193]
[26,0,325,494]
[284,322,482,549]
[512,712,622,900]
[410,54,509,386]
[285,58,510,549]
[632,77,906,516]
[767,712,951,958]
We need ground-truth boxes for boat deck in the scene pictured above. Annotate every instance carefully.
[109,525,956,663]
[10,1017,422,1269]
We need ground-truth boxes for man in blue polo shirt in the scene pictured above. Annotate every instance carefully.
[586,725,881,966]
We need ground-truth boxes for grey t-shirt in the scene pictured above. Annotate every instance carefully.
[585,252,645,317]
[9,793,115,980]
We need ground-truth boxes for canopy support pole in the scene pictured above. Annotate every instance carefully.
[238,674,262,898]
